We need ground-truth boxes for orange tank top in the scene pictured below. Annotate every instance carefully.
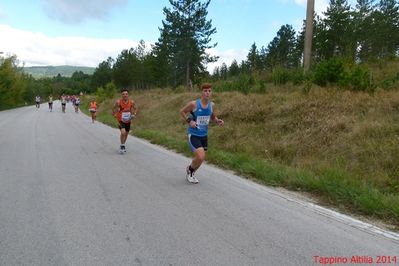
[90,101,97,110]
[117,99,133,122]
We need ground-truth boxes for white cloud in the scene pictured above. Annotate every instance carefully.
[314,0,329,15]
[0,24,138,67]
[42,0,128,24]
[206,48,248,73]
[294,0,358,18]
[0,24,246,73]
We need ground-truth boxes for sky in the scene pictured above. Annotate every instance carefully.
[0,0,357,71]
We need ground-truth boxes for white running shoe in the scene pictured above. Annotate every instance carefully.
[186,166,198,184]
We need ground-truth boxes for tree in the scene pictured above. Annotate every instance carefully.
[0,55,28,109]
[353,0,376,61]
[155,0,218,88]
[220,63,228,80]
[265,24,297,69]
[322,0,355,59]
[377,0,399,57]
[294,22,305,68]
[69,71,91,94]
[311,14,329,62]
[212,66,220,79]
[112,48,139,88]
[92,57,114,89]
[247,43,262,71]
[228,59,240,77]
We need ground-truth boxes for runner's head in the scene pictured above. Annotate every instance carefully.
[201,83,212,100]
[121,89,129,101]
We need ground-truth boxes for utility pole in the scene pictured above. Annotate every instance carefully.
[303,0,314,73]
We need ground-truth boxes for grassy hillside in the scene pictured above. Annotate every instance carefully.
[82,87,399,229]
[24,65,95,78]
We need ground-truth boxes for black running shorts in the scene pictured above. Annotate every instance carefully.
[188,134,208,152]
[119,121,131,132]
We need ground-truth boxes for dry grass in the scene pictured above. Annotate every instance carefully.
[128,87,399,192]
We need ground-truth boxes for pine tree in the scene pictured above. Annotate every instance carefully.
[322,0,355,59]
[92,57,114,89]
[377,0,399,57]
[155,0,217,88]
[353,0,375,61]
[247,43,261,71]
[265,24,297,69]
[228,59,240,77]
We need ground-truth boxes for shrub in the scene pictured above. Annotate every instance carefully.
[313,58,344,86]
[379,72,399,90]
[346,65,373,92]
[258,80,267,93]
[95,82,117,102]
[237,74,254,94]
[272,67,290,85]
[291,69,305,85]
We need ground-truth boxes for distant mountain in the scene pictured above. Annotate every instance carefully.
[23,65,95,78]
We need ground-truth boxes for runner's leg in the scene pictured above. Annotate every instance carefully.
[191,148,205,170]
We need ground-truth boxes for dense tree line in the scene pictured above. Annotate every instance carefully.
[211,0,399,88]
[92,0,398,91]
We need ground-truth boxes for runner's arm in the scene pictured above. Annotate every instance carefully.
[131,100,137,116]
[180,101,197,128]
[211,102,224,126]
[112,100,120,117]
[180,101,196,121]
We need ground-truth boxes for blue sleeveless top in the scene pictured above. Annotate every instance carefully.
[188,99,212,137]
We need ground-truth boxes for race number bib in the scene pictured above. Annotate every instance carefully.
[196,115,210,129]
[121,112,131,123]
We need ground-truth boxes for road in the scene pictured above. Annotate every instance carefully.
[0,101,398,266]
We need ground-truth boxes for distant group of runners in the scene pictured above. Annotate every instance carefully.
[34,83,223,184]
[35,94,84,114]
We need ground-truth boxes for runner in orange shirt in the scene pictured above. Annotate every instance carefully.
[89,98,98,123]
[112,89,137,153]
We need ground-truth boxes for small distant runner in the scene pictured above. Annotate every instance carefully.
[60,94,67,113]
[35,95,41,110]
[48,95,53,112]
[74,96,80,113]
[89,98,97,123]
[112,89,137,153]
[180,83,224,184]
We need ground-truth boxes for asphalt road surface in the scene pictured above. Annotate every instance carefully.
[0,101,398,266]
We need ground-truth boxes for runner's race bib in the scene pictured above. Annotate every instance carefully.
[121,112,131,123]
[196,115,210,129]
